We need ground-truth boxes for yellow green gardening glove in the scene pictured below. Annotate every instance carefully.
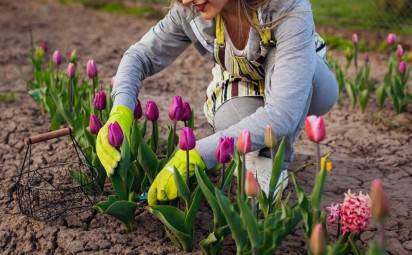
[96,105,133,176]
[148,149,206,206]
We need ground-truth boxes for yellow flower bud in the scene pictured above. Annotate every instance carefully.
[264,125,276,148]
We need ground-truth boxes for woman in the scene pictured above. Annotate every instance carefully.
[96,0,338,205]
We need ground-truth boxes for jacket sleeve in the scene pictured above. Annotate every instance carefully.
[112,7,191,110]
[196,10,317,168]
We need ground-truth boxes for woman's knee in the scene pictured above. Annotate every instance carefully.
[308,57,339,116]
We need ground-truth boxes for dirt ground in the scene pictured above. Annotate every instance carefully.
[1,0,412,254]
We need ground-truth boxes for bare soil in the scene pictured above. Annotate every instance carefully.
[1,0,412,254]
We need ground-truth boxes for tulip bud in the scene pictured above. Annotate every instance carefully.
[66,63,75,78]
[111,76,116,88]
[168,95,184,121]
[93,91,107,110]
[145,100,159,122]
[108,121,124,148]
[179,127,196,151]
[245,170,260,197]
[181,101,192,122]
[310,224,326,255]
[88,114,102,135]
[237,129,252,155]
[264,125,276,148]
[352,33,359,45]
[52,50,62,66]
[215,136,234,164]
[86,59,98,78]
[387,33,396,45]
[67,50,78,63]
[305,115,326,143]
[134,99,142,120]
[34,47,45,60]
[364,53,370,64]
[371,179,389,222]
[396,44,404,59]
[40,41,48,53]
[399,61,406,74]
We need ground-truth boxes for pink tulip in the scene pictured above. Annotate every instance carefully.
[86,59,98,78]
[88,115,102,135]
[52,50,62,66]
[237,130,251,155]
[305,115,326,143]
[179,127,196,151]
[181,101,192,122]
[352,33,359,45]
[396,44,404,59]
[93,91,107,110]
[399,61,406,74]
[215,136,234,164]
[145,100,159,122]
[134,99,142,120]
[310,224,326,255]
[371,179,389,222]
[66,63,75,78]
[108,121,124,148]
[245,170,260,197]
[387,33,396,45]
[168,95,184,121]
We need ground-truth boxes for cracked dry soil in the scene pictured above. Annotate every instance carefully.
[1,0,412,254]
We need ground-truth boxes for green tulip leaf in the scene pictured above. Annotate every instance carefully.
[222,160,236,193]
[138,140,159,183]
[214,188,247,250]
[268,137,285,206]
[238,197,261,251]
[105,200,137,227]
[172,167,191,208]
[95,195,119,212]
[185,186,203,227]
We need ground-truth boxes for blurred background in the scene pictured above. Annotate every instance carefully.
[59,0,412,33]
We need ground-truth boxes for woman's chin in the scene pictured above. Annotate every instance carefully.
[199,11,218,20]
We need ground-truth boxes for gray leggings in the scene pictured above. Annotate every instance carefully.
[214,56,338,162]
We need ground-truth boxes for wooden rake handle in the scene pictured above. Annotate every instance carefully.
[27,127,72,145]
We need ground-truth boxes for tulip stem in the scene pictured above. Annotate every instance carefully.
[92,76,97,99]
[378,221,385,249]
[171,121,177,155]
[186,149,190,186]
[220,163,225,189]
[316,143,321,172]
[69,78,74,113]
[241,154,246,198]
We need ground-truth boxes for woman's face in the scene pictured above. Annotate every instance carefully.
[181,0,230,20]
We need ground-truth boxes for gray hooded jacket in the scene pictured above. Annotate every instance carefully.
[113,0,327,168]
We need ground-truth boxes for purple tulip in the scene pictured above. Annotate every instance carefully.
[108,121,124,148]
[145,100,159,122]
[40,41,48,53]
[52,50,62,66]
[181,102,192,122]
[86,59,98,78]
[352,33,359,45]
[396,44,404,59]
[93,91,107,110]
[66,63,75,78]
[179,127,196,151]
[168,95,184,121]
[134,99,143,120]
[387,33,396,45]
[215,136,234,164]
[399,61,407,74]
[89,115,102,135]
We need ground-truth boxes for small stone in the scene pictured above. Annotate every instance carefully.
[386,238,409,255]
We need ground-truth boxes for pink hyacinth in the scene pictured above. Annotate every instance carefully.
[339,190,371,234]
[326,203,341,226]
